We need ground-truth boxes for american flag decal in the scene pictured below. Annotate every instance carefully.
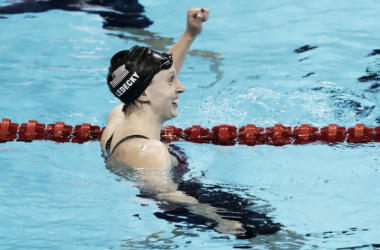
[110,65,129,88]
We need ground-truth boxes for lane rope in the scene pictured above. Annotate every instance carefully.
[1,118,379,145]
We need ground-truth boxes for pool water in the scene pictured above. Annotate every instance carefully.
[1,0,380,249]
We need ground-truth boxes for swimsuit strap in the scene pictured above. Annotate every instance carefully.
[105,134,114,153]
[111,134,149,155]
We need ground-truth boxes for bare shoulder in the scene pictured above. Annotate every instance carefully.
[100,104,124,147]
[116,139,172,169]
[107,104,124,125]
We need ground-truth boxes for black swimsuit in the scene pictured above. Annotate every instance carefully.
[104,135,187,169]
[105,134,149,156]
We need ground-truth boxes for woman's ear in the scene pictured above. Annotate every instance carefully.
[137,92,149,102]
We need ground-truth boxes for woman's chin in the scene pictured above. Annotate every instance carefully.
[170,112,178,119]
[170,108,179,118]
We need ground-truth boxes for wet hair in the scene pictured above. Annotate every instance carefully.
[122,101,139,115]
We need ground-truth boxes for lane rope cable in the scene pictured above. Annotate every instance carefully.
[1,118,380,146]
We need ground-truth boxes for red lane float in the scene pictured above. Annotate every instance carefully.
[72,123,103,143]
[45,122,73,143]
[18,120,46,142]
[161,126,184,142]
[238,125,266,146]
[184,125,210,143]
[265,124,292,146]
[210,125,237,145]
[0,118,19,142]
[1,118,380,145]
[375,127,380,142]
[293,124,319,144]
[347,124,373,143]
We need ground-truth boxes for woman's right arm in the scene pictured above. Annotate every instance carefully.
[107,142,245,236]
[135,164,246,236]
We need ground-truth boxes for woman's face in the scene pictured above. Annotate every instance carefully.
[144,65,185,122]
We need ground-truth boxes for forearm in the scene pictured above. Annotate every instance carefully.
[168,7,209,75]
[136,167,245,235]
[168,31,196,75]
[157,191,228,223]
[142,175,224,222]
[157,190,244,235]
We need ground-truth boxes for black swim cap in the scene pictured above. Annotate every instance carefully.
[107,46,173,104]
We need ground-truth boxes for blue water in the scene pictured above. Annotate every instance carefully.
[1,0,380,249]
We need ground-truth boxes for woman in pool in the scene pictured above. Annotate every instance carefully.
[100,7,249,236]
[101,7,207,167]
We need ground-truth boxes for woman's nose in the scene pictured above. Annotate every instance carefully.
[176,79,186,93]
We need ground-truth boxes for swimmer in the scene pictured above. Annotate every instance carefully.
[101,7,247,236]
[101,7,209,168]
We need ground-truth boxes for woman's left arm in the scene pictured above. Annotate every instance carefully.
[168,7,210,75]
